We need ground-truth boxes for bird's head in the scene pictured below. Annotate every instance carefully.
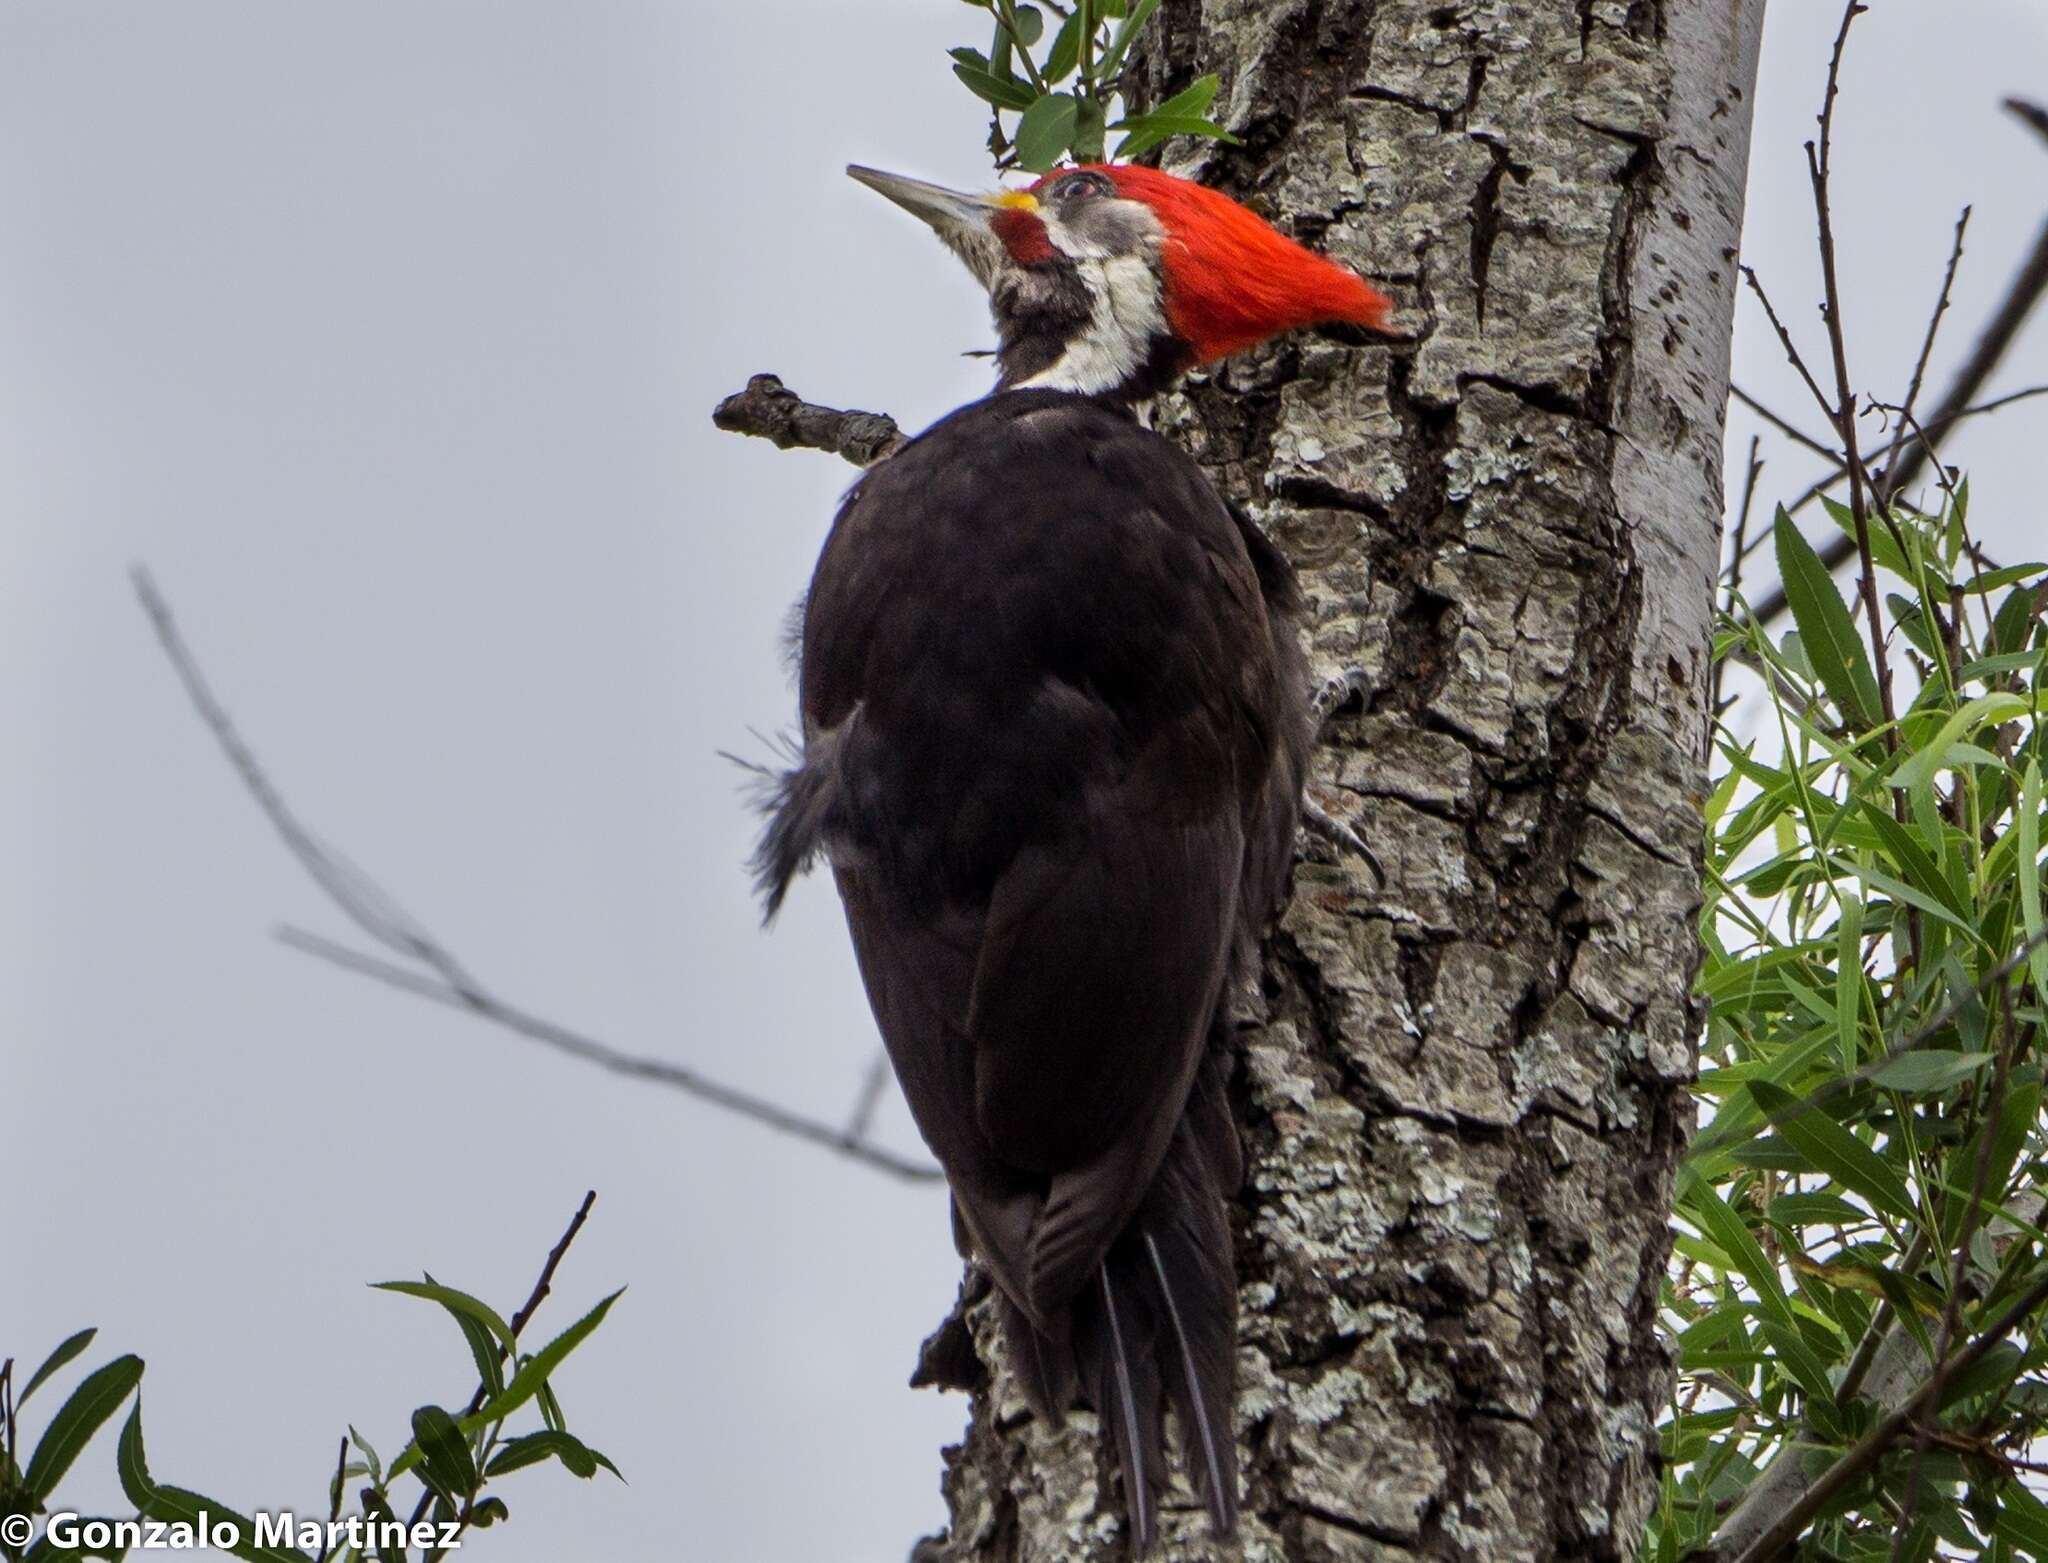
[849,162,1394,402]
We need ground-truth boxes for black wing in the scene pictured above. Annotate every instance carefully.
[755,388,1308,1543]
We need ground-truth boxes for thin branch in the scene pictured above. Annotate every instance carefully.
[278,927,939,1181]
[315,1436,349,1563]
[1804,2,1898,743]
[133,567,484,1000]
[1753,385,2048,542]
[843,1050,894,1146]
[1717,1268,2048,1563]
[1715,437,1765,714]
[712,374,905,467]
[1725,436,1765,611]
[410,1192,600,1532]
[289,929,927,1178]
[504,1189,599,1347]
[134,566,940,1185]
[1739,266,1836,421]
[1885,997,2015,1561]
[1730,384,1837,463]
[1895,206,1971,453]
[1746,97,2048,624]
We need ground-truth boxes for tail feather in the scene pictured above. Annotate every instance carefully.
[1142,1228,1239,1535]
[995,1288,1076,1425]
[1043,1117,1236,1554]
[1092,1266,1160,1555]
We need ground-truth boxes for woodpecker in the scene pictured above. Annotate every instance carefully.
[752,160,1391,1551]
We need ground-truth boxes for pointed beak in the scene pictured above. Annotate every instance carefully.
[847,165,1005,240]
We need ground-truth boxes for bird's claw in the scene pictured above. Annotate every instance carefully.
[1310,665,1374,730]
[1301,793,1386,887]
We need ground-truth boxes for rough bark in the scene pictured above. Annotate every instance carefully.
[917,3,1765,1558]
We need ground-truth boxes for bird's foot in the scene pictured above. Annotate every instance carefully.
[1301,791,1386,887]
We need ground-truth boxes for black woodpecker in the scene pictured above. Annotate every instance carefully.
[751,161,1393,1552]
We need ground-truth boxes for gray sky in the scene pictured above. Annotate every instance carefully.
[5,4,2045,1560]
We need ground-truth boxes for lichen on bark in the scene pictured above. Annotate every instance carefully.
[916,3,1764,1558]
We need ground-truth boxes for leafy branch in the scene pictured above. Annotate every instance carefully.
[949,0,1233,171]
[2,1195,621,1563]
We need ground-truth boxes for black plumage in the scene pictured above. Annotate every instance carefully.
[755,389,1309,1547]
[744,158,1391,1551]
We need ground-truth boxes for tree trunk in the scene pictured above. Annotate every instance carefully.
[917,3,1764,1557]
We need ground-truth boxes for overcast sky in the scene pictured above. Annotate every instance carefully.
[5,4,2046,1561]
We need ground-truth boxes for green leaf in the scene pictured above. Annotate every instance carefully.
[1835,889,1865,1071]
[347,1424,383,1488]
[1999,1478,2048,1556]
[951,60,1036,111]
[390,1288,623,1481]
[410,1405,477,1501]
[1072,93,1108,161]
[17,1329,97,1409]
[1041,10,1085,82]
[1098,0,1161,78]
[1676,1171,1794,1326]
[1748,1079,1918,1226]
[1987,1067,2041,1211]
[116,1404,313,1563]
[1846,860,1985,945]
[25,1355,143,1500]
[372,1279,518,1351]
[1894,693,2030,798]
[471,1288,621,1428]
[1868,1049,1993,1093]
[1819,494,1912,581]
[537,1379,567,1435]
[1014,92,1080,172]
[374,1277,511,1399]
[469,1496,510,1529]
[1964,562,2048,594]
[1887,592,1938,660]
[1774,506,1883,729]
[484,1430,622,1482]
[1114,114,1239,158]
[2022,762,2048,1000]
[1009,3,1044,45]
[1991,580,2044,656]
[1140,73,1220,119]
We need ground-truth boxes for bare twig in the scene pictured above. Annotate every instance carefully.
[134,567,940,1185]
[1714,437,1766,713]
[843,1050,894,1146]
[505,1190,599,1347]
[1730,384,1837,463]
[1746,97,2048,624]
[712,374,905,467]
[1895,206,1971,452]
[1750,384,2048,542]
[133,567,484,1001]
[315,1436,349,1563]
[1740,266,1836,421]
[1805,3,1899,741]
[277,928,939,1181]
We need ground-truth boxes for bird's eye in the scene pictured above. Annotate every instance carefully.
[1053,171,1115,203]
